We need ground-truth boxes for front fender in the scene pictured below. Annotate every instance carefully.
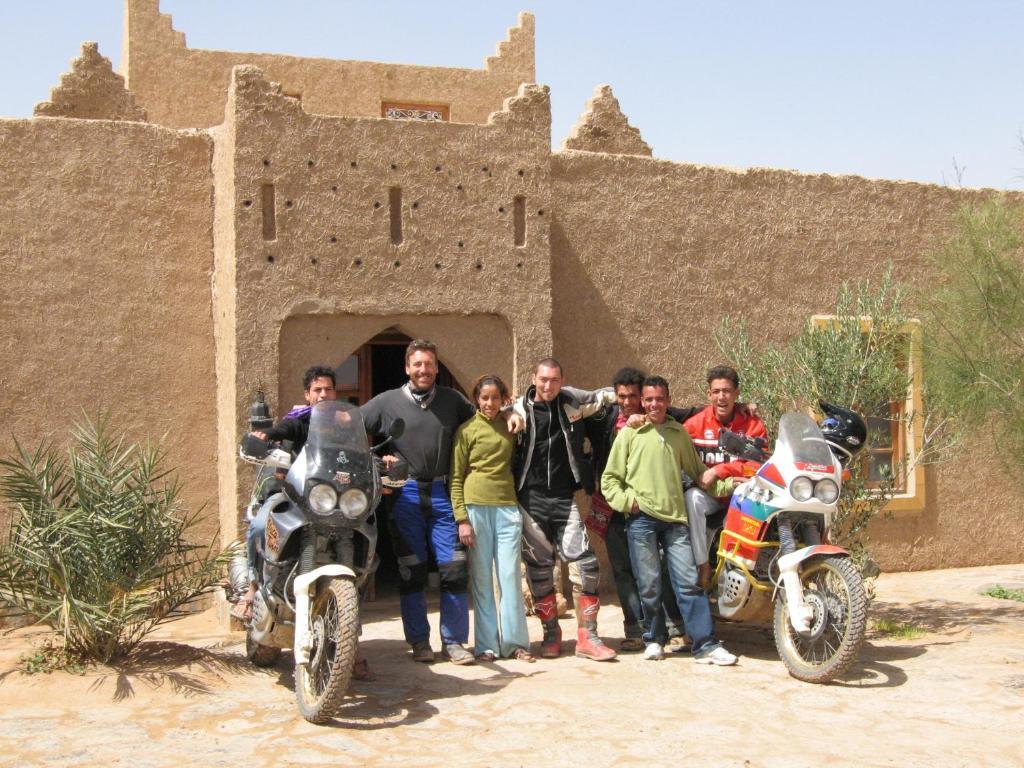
[777,544,849,573]
[293,565,357,665]
[776,545,850,634]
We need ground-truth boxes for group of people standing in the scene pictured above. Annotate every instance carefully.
[252,338,767,670]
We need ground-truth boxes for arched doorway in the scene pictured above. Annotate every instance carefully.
[332,327,466,405]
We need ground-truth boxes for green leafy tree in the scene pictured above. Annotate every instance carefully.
[712,270,954,569]
[921,198,1024,464]
[0,415,227,662]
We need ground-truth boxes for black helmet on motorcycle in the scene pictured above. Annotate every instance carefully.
[818,401,868,466]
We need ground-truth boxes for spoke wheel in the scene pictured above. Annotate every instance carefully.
[295,577,359,723]
[773,555,866,683]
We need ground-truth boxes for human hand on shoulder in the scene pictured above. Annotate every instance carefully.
[625,413,647,429]
[738,402,759,419]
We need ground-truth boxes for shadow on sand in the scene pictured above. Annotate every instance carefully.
[87,639,258,702]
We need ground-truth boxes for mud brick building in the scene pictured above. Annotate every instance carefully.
[2,0,1020,573]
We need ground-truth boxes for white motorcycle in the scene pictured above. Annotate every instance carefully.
[707,403,869,683]
[231,400,405,722]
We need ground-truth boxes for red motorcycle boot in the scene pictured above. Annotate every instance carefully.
[574,594,617,662]
[534,592,563,658]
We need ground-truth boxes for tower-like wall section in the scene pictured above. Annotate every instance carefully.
[123,0,535,129]
[0,117,219,541]
[549,150,1024,571]
[213,67,554,531]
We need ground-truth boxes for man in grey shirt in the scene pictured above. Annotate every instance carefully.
[360,339,477,665]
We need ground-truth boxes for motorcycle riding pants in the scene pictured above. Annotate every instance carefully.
[390,479,470,646]
[518,488,601,598]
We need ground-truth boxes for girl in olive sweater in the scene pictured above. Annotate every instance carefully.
[450,375,534,662]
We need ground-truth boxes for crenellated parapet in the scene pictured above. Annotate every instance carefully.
[121,2,536,129]
[35,42,147,122]
[562,84,652,157]
[484,12,536,83]
[487,83,551,147]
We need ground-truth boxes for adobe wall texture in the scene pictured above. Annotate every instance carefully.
[0,117,219,541]
[121,0,535,129]
[549,150,1024,570]
[212,67,554,537]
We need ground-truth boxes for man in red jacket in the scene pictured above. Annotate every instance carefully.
[683,365,768,584]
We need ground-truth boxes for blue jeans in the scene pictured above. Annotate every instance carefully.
[604,510,685,639]
[626,512,719,654]
[390,480,470,646]
[466,504,530,657]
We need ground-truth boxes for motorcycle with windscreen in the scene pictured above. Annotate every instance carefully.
[231,399,406,722]
[703,402,869,683]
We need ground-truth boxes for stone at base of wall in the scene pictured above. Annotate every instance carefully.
[0,601,31,631]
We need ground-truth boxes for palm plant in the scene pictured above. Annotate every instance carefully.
[0,414,226,662]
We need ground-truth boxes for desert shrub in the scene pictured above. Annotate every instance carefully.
[0,414,226,662]
[713,270,955,571]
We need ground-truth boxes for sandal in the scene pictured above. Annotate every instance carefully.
[511,647,536,663]
[475,651,497,662]
[352,657,374,681]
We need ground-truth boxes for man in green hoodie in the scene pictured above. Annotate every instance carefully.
[601,375,738,665]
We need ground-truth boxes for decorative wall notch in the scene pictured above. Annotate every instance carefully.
[562,84,652,157]
[484,12,536,82]
[488,83,551,134]
[34,42,147,122]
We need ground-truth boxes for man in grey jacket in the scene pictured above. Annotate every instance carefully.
[513,358,617,661]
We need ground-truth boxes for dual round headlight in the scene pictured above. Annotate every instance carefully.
[308,484,370,519]
[339,488,369,519]
[308,483,338,515]
[790,476,840,504]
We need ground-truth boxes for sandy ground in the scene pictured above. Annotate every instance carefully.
[1,564,1022,768]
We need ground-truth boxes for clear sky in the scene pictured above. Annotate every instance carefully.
[3,1,1023,190]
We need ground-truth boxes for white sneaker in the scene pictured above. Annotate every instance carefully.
[643,642,664,661]
[694,645,737,666]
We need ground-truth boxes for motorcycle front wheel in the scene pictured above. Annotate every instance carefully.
[773,555,867,683]
[295,577,359,723]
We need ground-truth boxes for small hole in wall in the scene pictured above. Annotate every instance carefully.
[242,199,252,207]
[481,166,488,172]
[475,261,483,270]
[498,206,505,213]
[435,261,443,269]
[373,201,381,209]
[434,165,442,172]
[393,260,401,267]
[456,184,463,191]
[285,200,293,208]
[457,241,464,248]
[311,257,318,265]
[263,159,271,166]
[266,255,275,263]
[537,210,544,216]
[518,169,524,176]
[412,201,419,210]
[307,160,315,168]
[516,261,523,268]
[330,236,337,243]
[350,161,358,168]
[390,163,397,170]
[331,185,338,193]
[353,258,363,267]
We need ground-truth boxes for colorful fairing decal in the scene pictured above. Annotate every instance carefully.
[730,494,779,523]
[794,461,834,474]
[758,462,786,488]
